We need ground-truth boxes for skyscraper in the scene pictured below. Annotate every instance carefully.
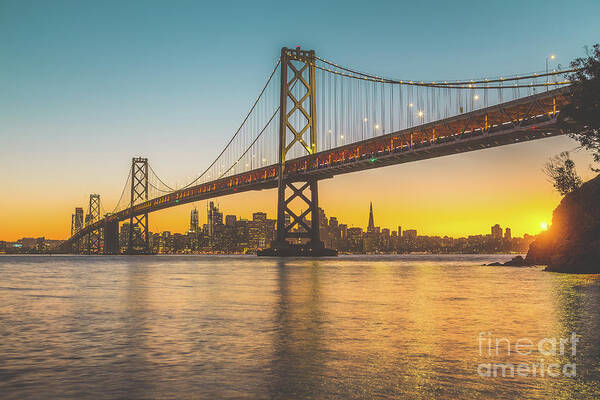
[368,202,375,231]
[249,212,267,249]
[207,201,223,246]
[365,202,379,252]
[190,208,199,233]
[491,224,503,240]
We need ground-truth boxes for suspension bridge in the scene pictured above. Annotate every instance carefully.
[61,46,572,256]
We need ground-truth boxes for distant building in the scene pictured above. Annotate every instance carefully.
[225,215,237,227]
[253,212,266,222]
[207,201,223,246]
[249,212,267,249]
[190,208,199,233]
[491,224,503,240]
[504,227,512,240]
[319,207,328,243]
[339,224,347,241]
[403,229,417,239]
[236,219,250,250]
[367,202,375,233]
[266,219,276,245]
[347,227,364,253]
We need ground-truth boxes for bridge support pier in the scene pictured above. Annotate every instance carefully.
[103,220,119,255]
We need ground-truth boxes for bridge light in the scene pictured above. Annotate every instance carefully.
[474,95,479,100]
[375,124,379,129]
[340,135,344,139]
[550,54,555,60]
[328,129,332,133]
[409,103,413,107]
[417,110,424,117]
[363,117,368,122]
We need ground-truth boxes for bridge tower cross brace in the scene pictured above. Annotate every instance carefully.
[265,47,334,256]
[127,157,150,254]
[86,194,102,254]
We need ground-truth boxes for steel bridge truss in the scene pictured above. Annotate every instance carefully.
[127,157,150,254]
[266,47,333,255]
[85,194,102,254]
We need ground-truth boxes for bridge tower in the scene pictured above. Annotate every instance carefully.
[85,194,102,254]
[126,157,150,254]
[259,47,336,256]
[72,207,84,253]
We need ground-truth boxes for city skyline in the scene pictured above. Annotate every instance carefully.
[173,201,534,240]
[0,200,538,254]
[126,202,537,254]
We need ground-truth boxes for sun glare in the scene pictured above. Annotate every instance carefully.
[540,221,548,231]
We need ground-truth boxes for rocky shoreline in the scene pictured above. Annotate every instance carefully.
[488,174,600,273]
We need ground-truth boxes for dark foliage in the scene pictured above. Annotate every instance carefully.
[543,151,583,195]
[559,44,600,169]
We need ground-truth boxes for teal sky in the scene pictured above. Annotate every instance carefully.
[1,0,599,240]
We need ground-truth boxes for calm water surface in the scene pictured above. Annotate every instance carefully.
[0,254,599,399]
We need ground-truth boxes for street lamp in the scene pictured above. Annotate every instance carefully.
[546,54,556,91]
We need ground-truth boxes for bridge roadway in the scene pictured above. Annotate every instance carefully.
[68,87,569,244]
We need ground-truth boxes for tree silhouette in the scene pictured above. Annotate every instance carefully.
[543,151,583,196]
[560,44,600,170]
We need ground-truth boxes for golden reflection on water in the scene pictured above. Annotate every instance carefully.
[0,255,598,399]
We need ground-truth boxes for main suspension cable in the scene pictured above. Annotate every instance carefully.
[313,55,576,87]
[178,58,281,191]
[217,107,280,179]
[110,169,132,214]
[148,164,175,191]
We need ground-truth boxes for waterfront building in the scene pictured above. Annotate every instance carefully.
[491,224,503,240]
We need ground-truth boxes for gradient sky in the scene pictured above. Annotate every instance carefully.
[1,0,599,241]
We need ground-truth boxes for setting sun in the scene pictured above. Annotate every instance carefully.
[540,221,549,230]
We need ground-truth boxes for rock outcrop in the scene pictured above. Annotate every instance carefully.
[525,174,600,273]
[487,255,528,267]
